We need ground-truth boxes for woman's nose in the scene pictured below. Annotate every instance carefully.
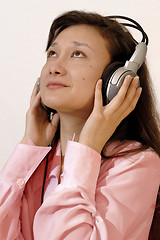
[49,58,67,76]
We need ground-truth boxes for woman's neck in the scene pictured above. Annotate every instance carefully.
[58,111,90,156]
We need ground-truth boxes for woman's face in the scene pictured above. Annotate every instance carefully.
[40,24,111,115]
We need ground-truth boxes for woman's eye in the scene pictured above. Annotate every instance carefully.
[47,51,57,58]
[72,51,85,58]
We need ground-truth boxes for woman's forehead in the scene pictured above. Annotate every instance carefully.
[52,24,108,49]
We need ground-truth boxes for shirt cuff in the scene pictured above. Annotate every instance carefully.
[0,143,51,185]
[61,141,101,197]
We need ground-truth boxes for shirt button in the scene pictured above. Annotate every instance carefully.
[16,178,25,187]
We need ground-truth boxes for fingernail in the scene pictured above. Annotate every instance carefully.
[126,75,132,81]
[138,87,142,94]
[98,79,102,86]
[134,76,140,85]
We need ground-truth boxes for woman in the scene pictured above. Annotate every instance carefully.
[0,10,160,240]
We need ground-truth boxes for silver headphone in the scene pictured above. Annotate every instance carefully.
[101,16,148,104]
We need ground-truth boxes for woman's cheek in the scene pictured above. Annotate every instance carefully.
[41,64,49,77]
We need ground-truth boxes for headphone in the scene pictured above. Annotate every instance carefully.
[38,15,149,114]
[101,15,148,105]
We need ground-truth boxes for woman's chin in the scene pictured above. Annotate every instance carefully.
[41,101,68,113]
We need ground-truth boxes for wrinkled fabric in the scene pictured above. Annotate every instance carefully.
[0,140,160,240]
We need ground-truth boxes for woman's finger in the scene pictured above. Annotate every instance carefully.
[115,76,140,115]
[119,87,142,120]
[116,75,133,99]
[123,76,140,103]
[51,113,60,128]
[30,78,39,106]
[105,75,132,113]
[31,91,42,108]
[94,79,103,109]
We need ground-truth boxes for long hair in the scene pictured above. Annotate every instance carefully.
[46,10,160,239]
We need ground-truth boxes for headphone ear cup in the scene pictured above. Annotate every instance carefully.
[101,61,124,105]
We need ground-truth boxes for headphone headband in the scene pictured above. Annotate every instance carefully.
[107,15,149,45]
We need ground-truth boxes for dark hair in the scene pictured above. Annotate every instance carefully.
[46,10,160,240]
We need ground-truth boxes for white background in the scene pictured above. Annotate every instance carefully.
[0,0,160,170]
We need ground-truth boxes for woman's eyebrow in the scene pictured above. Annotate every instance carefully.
[50,42,57,47]
[50,41,94,51]
[71,41,94,51]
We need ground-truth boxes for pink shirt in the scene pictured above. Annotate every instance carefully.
[0,140,160,240]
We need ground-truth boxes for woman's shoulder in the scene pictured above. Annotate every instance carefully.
[98,140,160,187]
[101,140,160,169]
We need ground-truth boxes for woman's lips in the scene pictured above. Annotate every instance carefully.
[47,82,68,89]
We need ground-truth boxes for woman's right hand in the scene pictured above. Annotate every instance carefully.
[20,79,60,146]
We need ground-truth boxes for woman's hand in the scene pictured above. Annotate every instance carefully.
[79,75,142,153]
[21,79,60,146]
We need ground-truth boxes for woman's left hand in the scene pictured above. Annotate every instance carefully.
[79,75,142,153]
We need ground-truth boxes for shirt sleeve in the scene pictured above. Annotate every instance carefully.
[0,143,51,240]
[33,141,160,240]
